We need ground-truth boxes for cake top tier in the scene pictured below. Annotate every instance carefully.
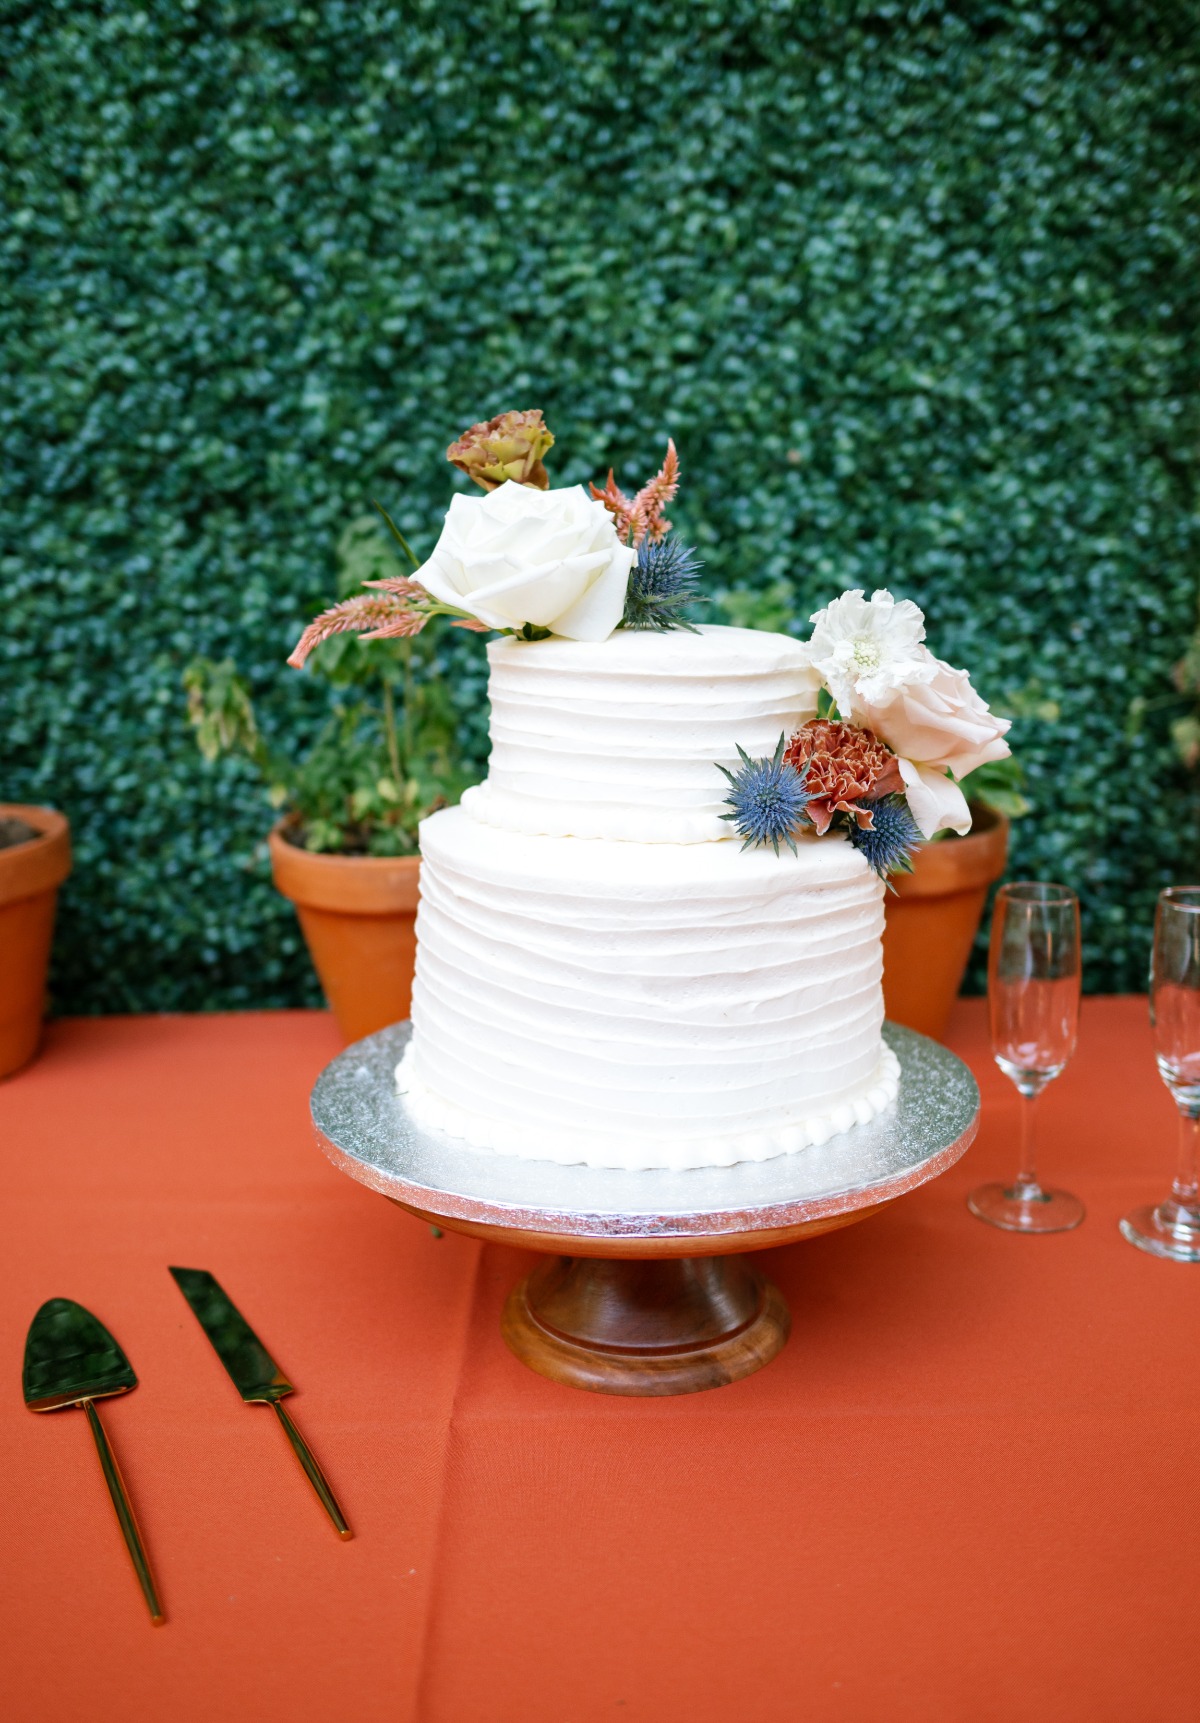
[461,623,821,844]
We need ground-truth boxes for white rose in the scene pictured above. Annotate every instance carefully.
[857,651,1012,838]
[414,483,636,642]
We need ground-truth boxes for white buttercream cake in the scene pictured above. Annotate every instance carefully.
[397,624,899,1170]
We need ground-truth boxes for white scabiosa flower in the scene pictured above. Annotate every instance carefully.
[806,588,934,713]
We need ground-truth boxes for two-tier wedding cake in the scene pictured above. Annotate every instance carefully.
[397,625,900,1169]
[289,411,1011,1173]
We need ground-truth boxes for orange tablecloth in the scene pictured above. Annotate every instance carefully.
[2,999,1197,1723]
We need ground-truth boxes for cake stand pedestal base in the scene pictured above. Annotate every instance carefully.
[310,1022,979,1398]
[501,1254,791,1396]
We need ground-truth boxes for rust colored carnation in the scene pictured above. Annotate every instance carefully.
[447,409,554,491]
[784,719,905,835]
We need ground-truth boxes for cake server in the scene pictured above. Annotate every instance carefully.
[168,1266,352,1540]
[22,1298,165,1623]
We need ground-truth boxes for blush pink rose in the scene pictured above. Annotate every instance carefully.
[852,650,1011,838]
[860,653,1011,775]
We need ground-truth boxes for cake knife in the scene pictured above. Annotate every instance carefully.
[23,1298,165,1623]
[168,1266,352,1540]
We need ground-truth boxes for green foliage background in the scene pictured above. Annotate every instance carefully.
[3,0,1198,1012]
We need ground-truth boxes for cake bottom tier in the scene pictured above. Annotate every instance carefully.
[398,806,899,1172]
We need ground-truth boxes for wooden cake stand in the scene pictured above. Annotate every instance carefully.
[310,1023,978,1397]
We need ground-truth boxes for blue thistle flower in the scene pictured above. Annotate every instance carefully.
[621,535,704,632]
[717,735,810,855]
[847,796,922,882]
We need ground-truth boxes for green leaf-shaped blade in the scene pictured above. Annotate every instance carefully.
[169,1268,292,1402]
[23,1299,138,1411]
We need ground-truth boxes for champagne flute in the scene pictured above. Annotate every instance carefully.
[1119,887,1200,1262]
[968,882,1085,1232]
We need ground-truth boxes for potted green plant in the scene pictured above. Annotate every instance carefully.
[184,514,477,1041]
[0,804,72,1078]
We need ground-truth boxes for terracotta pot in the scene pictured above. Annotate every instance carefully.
[882,806,1009,1042]
[268,823,421,1043]
[0,805,72,1079]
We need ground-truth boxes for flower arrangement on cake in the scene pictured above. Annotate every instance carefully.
[287,409,699,662]
[279,407,1010,886]
[719,587,1012,882]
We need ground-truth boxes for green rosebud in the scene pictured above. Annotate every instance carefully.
[447,409,554,491]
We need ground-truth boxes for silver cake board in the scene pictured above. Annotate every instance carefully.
[310,1022,979,1396]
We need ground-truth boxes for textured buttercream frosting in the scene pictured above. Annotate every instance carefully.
[461,624,821,843]
[398,806,897,1171]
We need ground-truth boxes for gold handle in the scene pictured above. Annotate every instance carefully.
[270,1400,352,1540]
[83,1399,165,1624]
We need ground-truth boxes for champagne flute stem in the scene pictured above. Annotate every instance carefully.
[1171,1110,1200,1210]
[1013,1090,1043,1200]
[1153,1109,1200,1239]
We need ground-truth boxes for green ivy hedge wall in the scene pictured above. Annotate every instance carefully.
[4,1,1198,1012]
